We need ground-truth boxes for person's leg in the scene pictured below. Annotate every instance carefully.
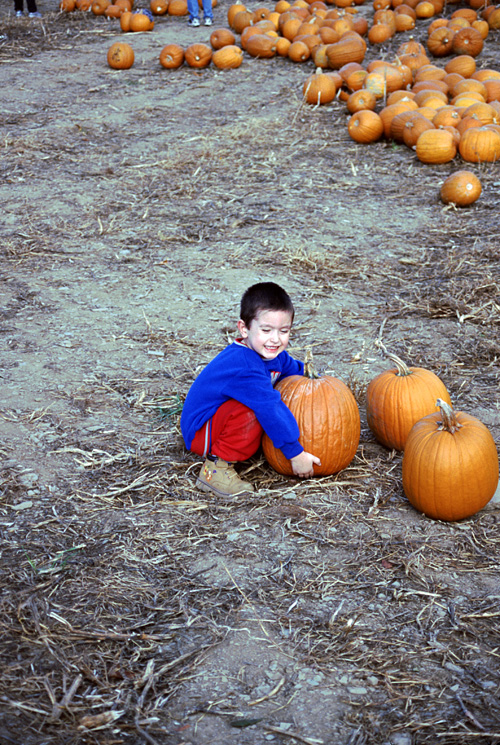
[190,400,263,496]
[14,0,24,14]
[186,0,200,23]
[202,0,213,23]
[190,399,263,462]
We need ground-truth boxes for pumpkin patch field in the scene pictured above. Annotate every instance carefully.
[2,0,500,742]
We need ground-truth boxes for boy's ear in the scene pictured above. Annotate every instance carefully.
[237,319,248,337]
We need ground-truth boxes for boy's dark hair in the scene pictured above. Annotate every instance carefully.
[240,282,295,327]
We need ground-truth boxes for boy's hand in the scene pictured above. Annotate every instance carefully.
[290,451,321,478]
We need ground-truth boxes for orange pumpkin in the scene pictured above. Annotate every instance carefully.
[167,0,187,14]
[159,43,184,68]
[366,348,451,451]
[288,40,310,62]
[120,9,132,28]
[211,44,244,68]
[92,0,110,15]
[303,68,337,104]
[415,127,457,163]
[402,399,499,521]
[185,42,212,67]
[107,41,135,68]
[325,34,366,69]
[151,0,168,13]
[129,11,154,29]
[262,353,360,477]
[245,34,277,57]
[105,4,123,16]
[347,109,384,143]
[451,26,484,56]
[209,27,236,49]
[459,125,500,162]
[440,170,482,206]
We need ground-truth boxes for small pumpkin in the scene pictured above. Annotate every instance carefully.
[325,34,366,69]
[129,10,154,29]
[105,4,123,16]
[451,26,484,56]
[150,0,168,13]
[303,67,337,105]
[444,54,476,77]
[107,41,135,68]
[346,89,377,113]
[227,1,246,26]
[459,125,500,162]
[402,113,435,147]
[120,9,133,28]
[184,42,212,68]
[288,40,310,62]
[159,43,184,68]
[402,399,499,521]
[366,347,451,451]
[209,27,236,49]
[167,0,187,13]
[212,44,243,68]
[440,170,482,206]
[262,352,360,477]
[415,127,457,163]
[92,0,110,14]
[348,109,384,143]
[245,34,277,58]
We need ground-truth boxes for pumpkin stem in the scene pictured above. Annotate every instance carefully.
[436,398,462,433]
[376,341,412,377]
[303,348,320,379]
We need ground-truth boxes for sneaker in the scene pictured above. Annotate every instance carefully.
[16,10,24,16]
[197,457,254,498]
[29,10,42,16]
[188,17,200,26]
[204,17,212,25]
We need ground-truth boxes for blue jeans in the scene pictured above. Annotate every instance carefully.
[187,0,212,20]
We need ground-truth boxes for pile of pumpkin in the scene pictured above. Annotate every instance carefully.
[339,45,500,164]
[263,348,499,522]
[107,28,245,69]
[221,1,500,169]
[60,0,196,17]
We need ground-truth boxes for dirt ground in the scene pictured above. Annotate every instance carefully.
[1,1,500,744]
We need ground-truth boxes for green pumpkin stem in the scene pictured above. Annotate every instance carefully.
[377,341,411,377]
[303,348,320,379]
[436,398,462,433]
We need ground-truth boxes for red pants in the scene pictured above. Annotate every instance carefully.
[190,400,263,462]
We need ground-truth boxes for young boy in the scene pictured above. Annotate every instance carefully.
[181,282,321,497]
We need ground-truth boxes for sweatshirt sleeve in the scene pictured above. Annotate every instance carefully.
[221,362,304,460]
[278,351,304,380]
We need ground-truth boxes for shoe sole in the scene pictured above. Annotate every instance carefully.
[196,478,252,498]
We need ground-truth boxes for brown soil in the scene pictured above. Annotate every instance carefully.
[1,3,500,745]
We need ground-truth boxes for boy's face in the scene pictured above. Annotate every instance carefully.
[237,309,293,360]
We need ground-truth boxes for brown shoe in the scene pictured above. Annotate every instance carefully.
[197,458,254,497]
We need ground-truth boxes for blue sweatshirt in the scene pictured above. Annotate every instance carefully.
[181,341,305,459]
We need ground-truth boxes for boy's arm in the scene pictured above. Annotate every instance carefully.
[278,351,304,379]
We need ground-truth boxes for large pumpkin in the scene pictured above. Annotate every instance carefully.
[262,353,360,477]
[402,399,499,521]
[366,348,451,451]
